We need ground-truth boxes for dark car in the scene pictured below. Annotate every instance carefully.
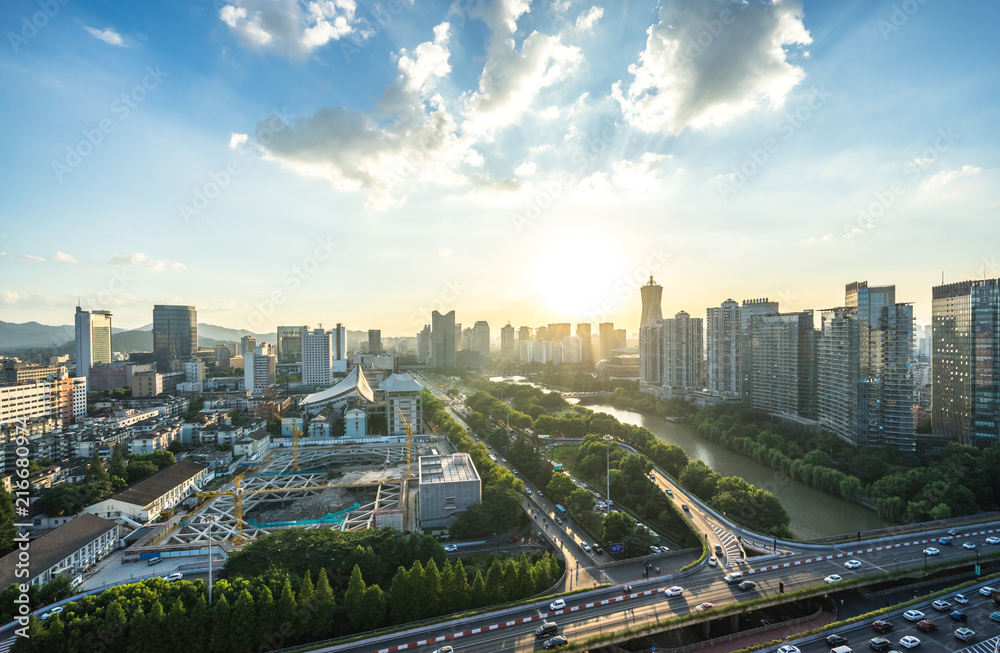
[543,635,569,650]
[916,619,937,632]
[872,620,894,633]
[951,610,968,622]
[534,622,559,638]
[714,544,724,556]
[868,636,892,651]
[738,580,757,592]
[826,633,848,647]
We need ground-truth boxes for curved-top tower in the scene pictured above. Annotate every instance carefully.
[640,276,663,328]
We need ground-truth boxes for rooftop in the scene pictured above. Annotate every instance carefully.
[0,514,117,588]
[419,453,480,484]
[110,459,208,508]
[381,373,423,394]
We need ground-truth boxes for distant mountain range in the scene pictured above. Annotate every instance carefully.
[1,320,368,354]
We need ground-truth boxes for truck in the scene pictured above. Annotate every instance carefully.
[555,505,568,518]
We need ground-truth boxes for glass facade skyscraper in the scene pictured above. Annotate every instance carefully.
[152,305,197,364]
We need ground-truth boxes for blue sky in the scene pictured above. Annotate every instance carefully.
[1,0,998,336]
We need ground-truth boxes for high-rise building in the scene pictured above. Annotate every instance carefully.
[706,299,741,395]
[454,323,462,351]
[368,329,382,354]
[244,344,276,394]
[640,276,663,328]
[547,323,571,341]
[417,325,431,365]
[599,322,615,361]
[519,340,534,363]
[302,327,334,386]
[215,344,231,369]
[0,370,87,424]
[431,311,457,368]
[614,329,627,351]
[663,311,703,390]
[817,307,861,445]
[740,298,780,401]
[518,326,531,343]
[240,335,257,355]
[333,323,346,360]
[153,305,197,364]
[536,326,549,342]
[74,306,112,380]
[576,323,593,366]
[746,311,816,419]
[473,321,490,356]
[501,323,516,360]
[640,319,663,386]
[933,278,1000,445]
[276,326,305,364]
[562,335,583,364]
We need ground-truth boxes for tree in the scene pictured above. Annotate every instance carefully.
[310,568,336,640]
[0,489,16,554]
[344,565,367,631]
[109,443,127,481]
[230,589,257,653]
[87,451,108,484]
[211,594,231,650]
[545,473,576,504]
[566,488,596,515]
[127,460,159,484]
[680,460,719,500]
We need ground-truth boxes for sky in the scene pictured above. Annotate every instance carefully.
[1,0,998,336]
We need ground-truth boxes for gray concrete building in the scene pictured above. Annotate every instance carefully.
[418,453,481,528]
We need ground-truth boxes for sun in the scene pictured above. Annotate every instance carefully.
[531,235,628,319]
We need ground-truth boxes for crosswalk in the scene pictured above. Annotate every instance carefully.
[0,634,16,653]
[955,634,1000,653]
[708,522,743,566]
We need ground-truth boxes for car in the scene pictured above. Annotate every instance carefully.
[947,529,960,536]
[525,489,532,495]
[431,647,453,653]
[938,536,953,545]
[508,536,519,543]
[663,586,684,597]
[776,646,800,653]
[868,636,892,651]
[915,619,937,632]
[903,610,924,622]
[666,489,674,497]
[922,547,940,556]
[40,606,64,620]
[989,610,1000,622]
[932,599,951,611]
[954,593,968,604]
[555,517,563,524]
[844,559,862,569]
[443,544,458,552]
[825,574,843,583]
[165,572,183,582]
[723,572,744,584]
[650,545,661,554]
[953,627,975,642]
[986,536,1000,544]
[500,457,507,463]
[681,504,690,511]
[708,556,718,567]
[950,610,967,622]
[549,599,566,611]
[826,634,848,646]
[582,542,591,552]
[543,635,569,650]
[871,620,894,633]
[695,602,715,612]
[738,580,757,592]
[898,635,920,649]
[534,622,559,638]
[537,492,543,497]
[963,541,976,549]
[714,544,724,556]
[979,585,996,596]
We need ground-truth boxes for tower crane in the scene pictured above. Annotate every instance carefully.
[276,415,303,471]
[397,406,414,480]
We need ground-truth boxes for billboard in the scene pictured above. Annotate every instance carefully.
[610,542,624,554]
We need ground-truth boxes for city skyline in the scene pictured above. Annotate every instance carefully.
[2,1,998,332]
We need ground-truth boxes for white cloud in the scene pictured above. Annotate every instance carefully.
[613,0,811,134]
[514,161,537,177]
[229,133,249,149]
[575,6,603,33]
[439,248,452,257]
[610,152,669,192]
[84,26,125,46]
[0,290,17,304]
[538,105,560,120]
[219,0,365,58]
[12,254,44,262]
[50,251,79,263]
[921,165,982,193]
[172,262,187,270]
[395,23,452,97]
[109,253,166,270]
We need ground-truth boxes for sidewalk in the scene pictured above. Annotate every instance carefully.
[81,549,220,591]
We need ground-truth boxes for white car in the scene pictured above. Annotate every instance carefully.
[898,635,920,649]
[582,543,592,552]
[650,545,661,554]
[708,556,718,567]
[844,559,862,569]
[986,536,1000,544]
[824,574,842,584]
[954,593,968,604]
[165,572,184,582]
[922,547,940,556]
[932,599,951,611]
[903,609,924,621]
[549,599,566,611]
[40,606,63,620]
[432,647,454,653]
[663,586,684,597]
[776,646,801,653]
[954,627,975,641]
[443,544,458,552]
[979,586,996,596]
[963,541,976,549]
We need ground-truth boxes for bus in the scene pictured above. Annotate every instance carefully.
[551,462,563,471]
[555,505,567,518]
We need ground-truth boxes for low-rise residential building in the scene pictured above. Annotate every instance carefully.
[0,514,119,589]
[82,460,210,522]
[233,429,270,458]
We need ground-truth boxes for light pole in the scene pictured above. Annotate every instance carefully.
[603,435,613,511]
[494,532,499,553]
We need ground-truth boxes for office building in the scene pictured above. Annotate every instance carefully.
[244,344,276,394]
[276,326,305,364]
[152,305,197,364]
[240,335,257,356]
[640,276,663,328]
[745,311,816,419]
[302,327,334,386]
[599,322,615,361]
[1,361,65,384]
[417,325,431,365]
[501,323,515,360]
[707,299,741,396]
[473,321,490,356]
[418,453,481,528]
[576,323,593,366]
[933,278,1000,444]
[431,310,457,368]
[332,323,347,360]
[74,306,113,381]
[368,329,382,354]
